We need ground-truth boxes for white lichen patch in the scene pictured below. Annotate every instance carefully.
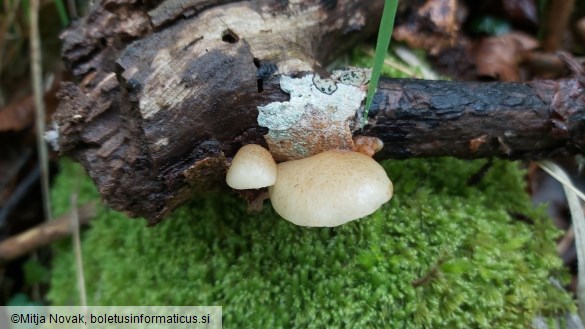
[44,121,60,152]
[257,69,368,161]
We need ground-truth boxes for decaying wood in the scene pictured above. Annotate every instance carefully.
[55,0,384,223]
[0,203,96,262]
[364,78,585,160]
[54,0,585,224]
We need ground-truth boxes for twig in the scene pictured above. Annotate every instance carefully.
[559,51,585,76]
[0,203,96,262]
[70,194,87,306]
[411,256,447,287]
[543,0,575,52]
[29,0,52,222]
[523,51,569,76]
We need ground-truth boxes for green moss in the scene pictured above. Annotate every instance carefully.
[48,158,574,328]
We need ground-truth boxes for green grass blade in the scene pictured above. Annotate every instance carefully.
[362,0,399,128]
[53,0,69,27]
[22,0,30,22]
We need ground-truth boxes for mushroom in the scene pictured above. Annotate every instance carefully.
[268,150,393,227]
[353,135,384,157]
[226,144,277,189]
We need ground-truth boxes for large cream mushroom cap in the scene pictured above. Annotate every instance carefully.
[268,150,393,227]
[226,144,277,189]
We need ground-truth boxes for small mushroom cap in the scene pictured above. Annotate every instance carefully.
[226,144,277,189]
[353,136,384,157]
[268,150,393,227]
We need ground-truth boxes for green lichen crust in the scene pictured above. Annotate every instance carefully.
[48,158,574,328]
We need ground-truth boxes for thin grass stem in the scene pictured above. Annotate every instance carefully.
[538,161,585,320]
[361,0,399,128]
[30,0,52,222]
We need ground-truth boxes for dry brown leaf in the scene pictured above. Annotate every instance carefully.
[0,75,60,132]
[0,94,35,131]
[419,0,459,36]
[473,32,539,81]
[394,0,463,55]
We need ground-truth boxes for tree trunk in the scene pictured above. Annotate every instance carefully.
[54,0,585,224]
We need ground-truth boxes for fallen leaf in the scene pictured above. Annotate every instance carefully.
[0,75,60,132]
[394,0,464,55]
[0,95,35,132]
[473,31,538,81]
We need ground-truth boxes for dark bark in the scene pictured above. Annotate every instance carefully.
[54,0,585,224]
[364,78,585,160]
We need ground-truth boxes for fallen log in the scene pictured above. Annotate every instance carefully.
[53,0,585,224]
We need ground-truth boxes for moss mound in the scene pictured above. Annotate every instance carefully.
[48,158,574,328]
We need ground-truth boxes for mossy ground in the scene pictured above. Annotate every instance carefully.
[48,157,574,328]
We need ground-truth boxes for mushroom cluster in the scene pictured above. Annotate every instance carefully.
[226,144,393,227]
